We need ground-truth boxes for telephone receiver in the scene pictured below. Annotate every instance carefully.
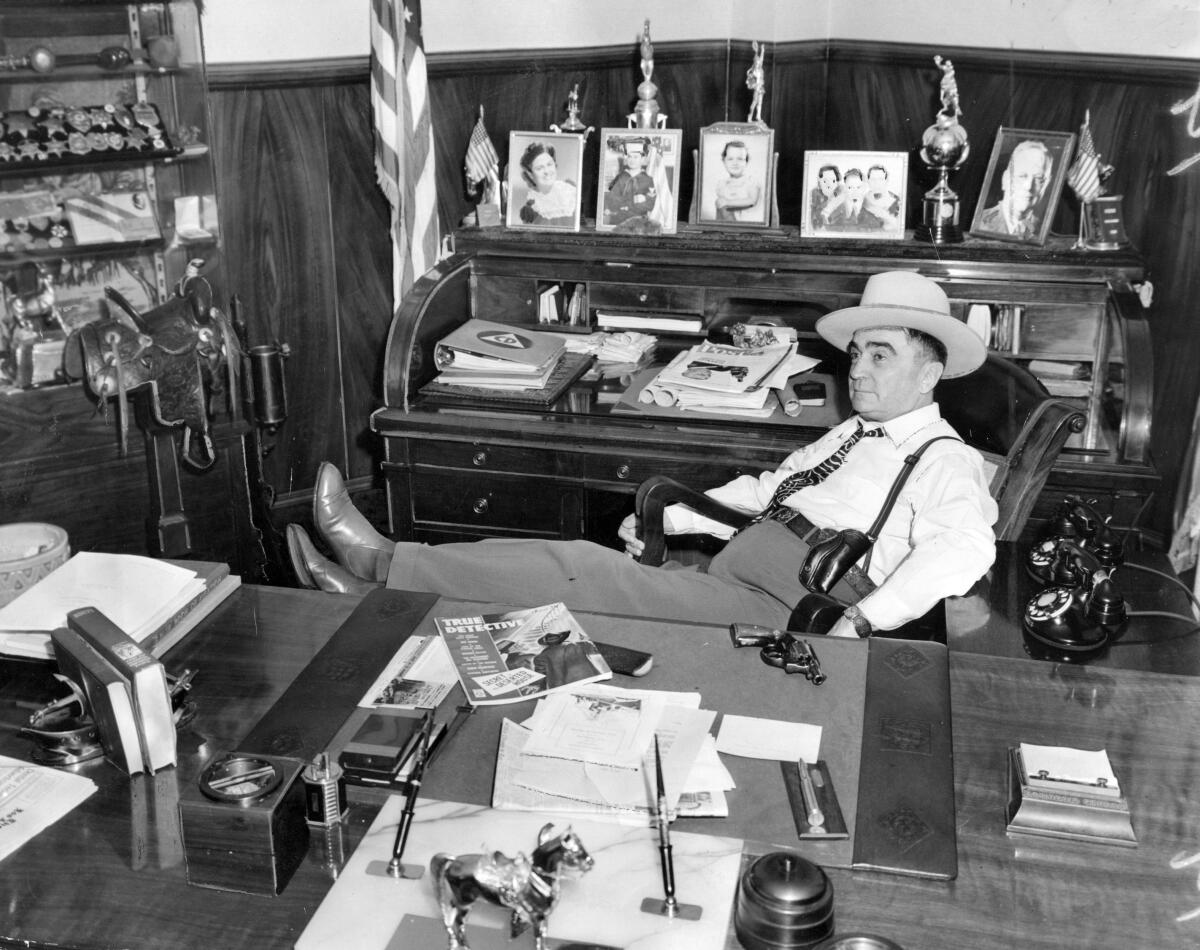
[1027,497,1125,584]
[1022,542,1128,661]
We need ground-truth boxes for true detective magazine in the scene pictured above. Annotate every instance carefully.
[435,602,611,705]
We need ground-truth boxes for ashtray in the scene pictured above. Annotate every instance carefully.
[814,935,904,950]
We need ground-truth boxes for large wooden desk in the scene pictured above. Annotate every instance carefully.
[2,585,1200,950]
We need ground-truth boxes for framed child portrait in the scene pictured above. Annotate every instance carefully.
[800,150,909,239]
[595,129,682,235]
[505,132,584,232]
[695,123,775,229]
[968,127,1076,246]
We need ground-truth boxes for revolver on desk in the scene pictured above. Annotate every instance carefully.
[729,624,827,685]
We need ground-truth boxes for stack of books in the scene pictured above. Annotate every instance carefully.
[51,607,177,775]
[420,318,593,405]
[0,553,239,661]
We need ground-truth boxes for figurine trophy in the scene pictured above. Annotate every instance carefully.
[551,83,594,141]
[914,55,969,244]
[628,20,667,130]
[746,40,766,127]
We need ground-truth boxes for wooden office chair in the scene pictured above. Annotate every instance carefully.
[635,355,1086,634]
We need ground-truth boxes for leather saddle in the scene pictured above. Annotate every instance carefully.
[65,277,232,470]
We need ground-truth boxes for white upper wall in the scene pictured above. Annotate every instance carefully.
[200,0,1198,63]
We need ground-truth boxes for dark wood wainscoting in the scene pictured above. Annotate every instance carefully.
[207,40,1199,565]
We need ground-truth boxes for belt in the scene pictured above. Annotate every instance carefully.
[766,507,877,598]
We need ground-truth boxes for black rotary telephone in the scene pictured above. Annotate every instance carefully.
[1022,497,1129,661]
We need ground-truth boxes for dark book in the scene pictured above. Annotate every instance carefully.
[67,606,176,773]
[143,562,240,658]
[419,352,594,406]
[51,625,144,774]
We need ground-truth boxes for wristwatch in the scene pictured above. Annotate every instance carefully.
[842,604,872,638]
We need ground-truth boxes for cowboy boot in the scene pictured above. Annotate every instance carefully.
[313,461,394,582]
[286,523,381,596]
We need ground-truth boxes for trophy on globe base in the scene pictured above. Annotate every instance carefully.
[915,55,969,244]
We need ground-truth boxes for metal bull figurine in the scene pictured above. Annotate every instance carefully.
[69,269,234,471]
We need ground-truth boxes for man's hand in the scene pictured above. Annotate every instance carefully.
[825,616,860,638]
[618,513,644,558]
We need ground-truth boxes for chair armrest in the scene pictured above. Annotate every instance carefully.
[634,475,754,565]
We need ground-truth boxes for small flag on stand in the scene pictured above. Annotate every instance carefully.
[464,107,500,193]
[370,0,441,311]
[1066,110,1113,205]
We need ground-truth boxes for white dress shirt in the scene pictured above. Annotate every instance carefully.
[664,403,998,631]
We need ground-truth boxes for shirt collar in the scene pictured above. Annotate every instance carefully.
[855,403,943,446]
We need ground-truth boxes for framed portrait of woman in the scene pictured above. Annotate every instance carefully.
[694,123,775,229]
[968,127,1076,246]
[505,132,584,232]
[595,129,682,235]
[800,150,909,239]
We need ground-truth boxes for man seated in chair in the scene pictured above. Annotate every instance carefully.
[289,270,997,639]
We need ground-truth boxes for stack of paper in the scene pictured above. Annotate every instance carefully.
[492,683,733,819]
[0,552,206,660]
[0,755,97,862]
[638,339,815,418]
[433,318,567,390]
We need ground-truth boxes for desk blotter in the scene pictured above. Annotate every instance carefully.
[295,798,744,950]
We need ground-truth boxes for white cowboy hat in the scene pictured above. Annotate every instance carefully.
[815,270,986,379]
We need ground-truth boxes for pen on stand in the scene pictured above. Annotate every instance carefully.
[653,736,678,915]
[387,709,434,879]
[798,758,825,829]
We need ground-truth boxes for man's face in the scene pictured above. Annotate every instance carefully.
[818,170,838,197]
[867,169,888,197]
[847,328,942,422]
[723,146,748,177]
[1002,147,1048,215]
[623,147,648,172]
[844,175,866,202]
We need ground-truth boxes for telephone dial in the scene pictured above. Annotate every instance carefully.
[1022,497,1129,662]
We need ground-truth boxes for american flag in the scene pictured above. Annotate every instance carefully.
[1066,111,1112,204]
[464,110,499,190]
[371,0,440,309]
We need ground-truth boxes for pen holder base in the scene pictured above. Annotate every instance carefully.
[640,896,703,920]
[365,858,426,879]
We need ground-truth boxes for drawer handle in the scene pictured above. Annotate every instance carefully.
[472,451,488,467]
[638,292,648,303]
[616,464,632,480]
[472,497,490,515]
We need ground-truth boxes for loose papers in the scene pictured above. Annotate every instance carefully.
[492,684,728,819]
[0,755,96,862]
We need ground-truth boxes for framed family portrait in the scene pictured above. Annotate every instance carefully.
[968,127,1076,246]
[694,123,775,229]
[595,128,682,235]
[800,150,909,239]
[505,131,584,232]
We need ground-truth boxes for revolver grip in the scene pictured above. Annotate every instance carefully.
[729,623,787,649]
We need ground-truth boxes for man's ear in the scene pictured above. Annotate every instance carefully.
[919,360,945,394]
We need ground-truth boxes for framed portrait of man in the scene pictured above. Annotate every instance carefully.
[595,128,682,235]
[694,123,775,229]
[800,150,909,239]
[505,132,584,232]
[969,127,1076,246]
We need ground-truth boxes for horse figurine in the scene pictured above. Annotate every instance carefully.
[430,823,594,950]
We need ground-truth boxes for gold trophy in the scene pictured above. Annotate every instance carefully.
[915,56,969,244]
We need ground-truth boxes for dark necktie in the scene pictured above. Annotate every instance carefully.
[750,421,885,525]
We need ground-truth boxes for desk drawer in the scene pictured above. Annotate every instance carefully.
[410,441,559,476]
[588,282,704,314]
[577,453,752,488]
[410,471,565,533]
